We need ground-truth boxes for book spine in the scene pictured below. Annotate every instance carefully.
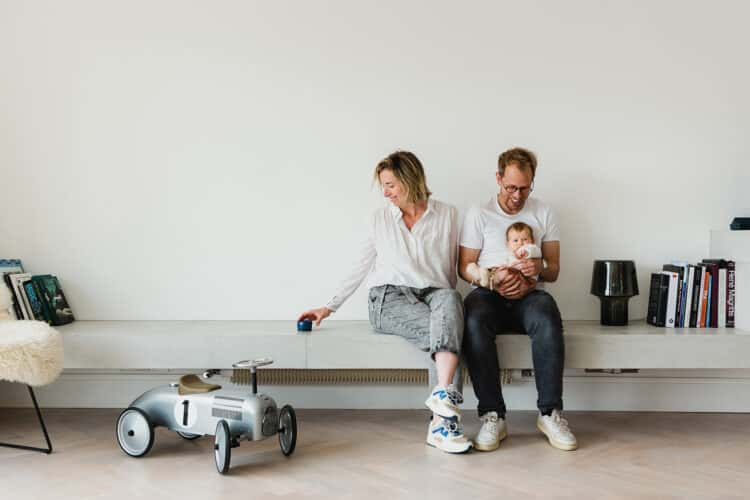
[689,265,701,327]
[700,271,709,328]
[685,266,695,327]
[663,265,684,327]
[727,261,736,328]
[3,273,23,320]
[13,276,32,320]
[30,277,54,325]
[657,274,669,327]
[647,273,661,326]
[709,265,719,327]
[718,268,727,328]
[706,274,713,327]
[22,280,47,322]
[663,272,679,328]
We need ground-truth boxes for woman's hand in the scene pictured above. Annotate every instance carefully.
[298,307,332,327]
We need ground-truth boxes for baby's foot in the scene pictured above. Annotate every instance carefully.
[479,268,491,288]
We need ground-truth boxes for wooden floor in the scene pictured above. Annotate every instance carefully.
[1,409,749,499]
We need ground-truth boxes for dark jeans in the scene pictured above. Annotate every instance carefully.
[463,287,564,416]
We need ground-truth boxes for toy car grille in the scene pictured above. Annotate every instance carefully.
[212,407,242,421]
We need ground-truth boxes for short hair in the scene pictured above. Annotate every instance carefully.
[498,147,537,179]
[374,151,432,204]
[506,222,534,242]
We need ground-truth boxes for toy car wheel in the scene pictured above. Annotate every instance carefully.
[278,404,297,456]
[176,431,201,440]
[116,407,154,458]
[214,420,231,474]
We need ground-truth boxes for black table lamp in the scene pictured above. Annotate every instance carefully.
[590,260,639,326]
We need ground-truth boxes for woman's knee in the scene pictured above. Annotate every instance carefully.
[431,288,463,314]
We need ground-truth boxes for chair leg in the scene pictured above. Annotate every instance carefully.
[0,385,53,454]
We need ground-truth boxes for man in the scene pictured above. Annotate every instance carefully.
[458,147,577,452]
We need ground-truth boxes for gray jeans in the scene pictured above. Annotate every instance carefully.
[368,285,464,389]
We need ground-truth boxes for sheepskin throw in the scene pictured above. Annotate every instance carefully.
[0,321,63,386]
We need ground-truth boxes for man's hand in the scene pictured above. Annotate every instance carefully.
[512,257,543,278]
[495,268,536,299]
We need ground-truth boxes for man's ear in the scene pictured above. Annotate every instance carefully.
[495,170,502,185]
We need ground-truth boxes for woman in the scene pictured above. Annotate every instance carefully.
[298,151,470,454]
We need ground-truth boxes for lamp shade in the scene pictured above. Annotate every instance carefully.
[590,260,639,297]
[590,260,639,325]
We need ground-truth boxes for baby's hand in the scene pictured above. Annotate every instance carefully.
[514,247,530,259]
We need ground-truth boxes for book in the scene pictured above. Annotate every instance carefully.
[718,268,727,327]
[701,261,721,328]
[699,269,709,328]
[688,265,702,328]
[670,261,692,327]
[663,265,685,327]
[661,271,679,328]
[727,260,736,328]
[647,273,670,327]
[706,273,713,327]
[0,259,24,319]
[9,273,33,319]
[3,272,22,319]
[31,275,74,326]
[684,265,695,327]
[22,280,47,322]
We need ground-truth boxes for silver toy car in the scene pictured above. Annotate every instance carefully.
[116,357,297,474]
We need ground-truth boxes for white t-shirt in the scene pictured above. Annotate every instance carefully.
[460,196,560,287]
[325,198,459,312]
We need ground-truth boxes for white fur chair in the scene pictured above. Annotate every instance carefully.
[0,285,64,454]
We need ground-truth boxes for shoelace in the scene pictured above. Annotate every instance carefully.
[445,386,464,406]
[550,412,571,434]
[479,413,499,435]
[444,419,464,436]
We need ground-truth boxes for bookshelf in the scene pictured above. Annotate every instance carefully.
[710,230,749,330]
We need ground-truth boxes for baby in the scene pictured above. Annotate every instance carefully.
[467,222,542,288]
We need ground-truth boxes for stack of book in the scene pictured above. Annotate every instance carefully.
[1,259,75,326]
[647,259,736,328]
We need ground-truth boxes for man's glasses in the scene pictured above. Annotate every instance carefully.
[501,182,534,196]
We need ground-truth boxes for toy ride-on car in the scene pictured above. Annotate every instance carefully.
[116,357,297,474]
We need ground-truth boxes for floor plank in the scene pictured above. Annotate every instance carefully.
[1,409,749,499]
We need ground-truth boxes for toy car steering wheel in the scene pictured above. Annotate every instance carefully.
[232,357,274,369]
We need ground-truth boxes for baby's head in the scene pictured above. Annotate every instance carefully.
[505,222,534,253]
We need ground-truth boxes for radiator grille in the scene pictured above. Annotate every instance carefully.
[232,368,429,385]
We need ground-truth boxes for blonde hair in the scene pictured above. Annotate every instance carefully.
[498,147,537,179]
[374,151,432,204]
[506,222,534,242]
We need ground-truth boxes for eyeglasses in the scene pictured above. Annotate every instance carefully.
[501,182,534,196]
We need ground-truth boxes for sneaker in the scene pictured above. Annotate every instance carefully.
[473,411,507,451]
[426,417,472,454]
[536,409,577,451]
[425,385,463,419]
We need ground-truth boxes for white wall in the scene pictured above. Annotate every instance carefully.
[1,0,748,321]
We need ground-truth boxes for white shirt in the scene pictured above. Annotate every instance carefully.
[326,199,459,312]
[460,196,560,288]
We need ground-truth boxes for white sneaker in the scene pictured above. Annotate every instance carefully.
[424,385,463,419]
[536,409,577,451]
[473,411,507,451]
[426,417,472,454]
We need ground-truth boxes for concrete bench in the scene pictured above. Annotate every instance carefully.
[58,320,750,371]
